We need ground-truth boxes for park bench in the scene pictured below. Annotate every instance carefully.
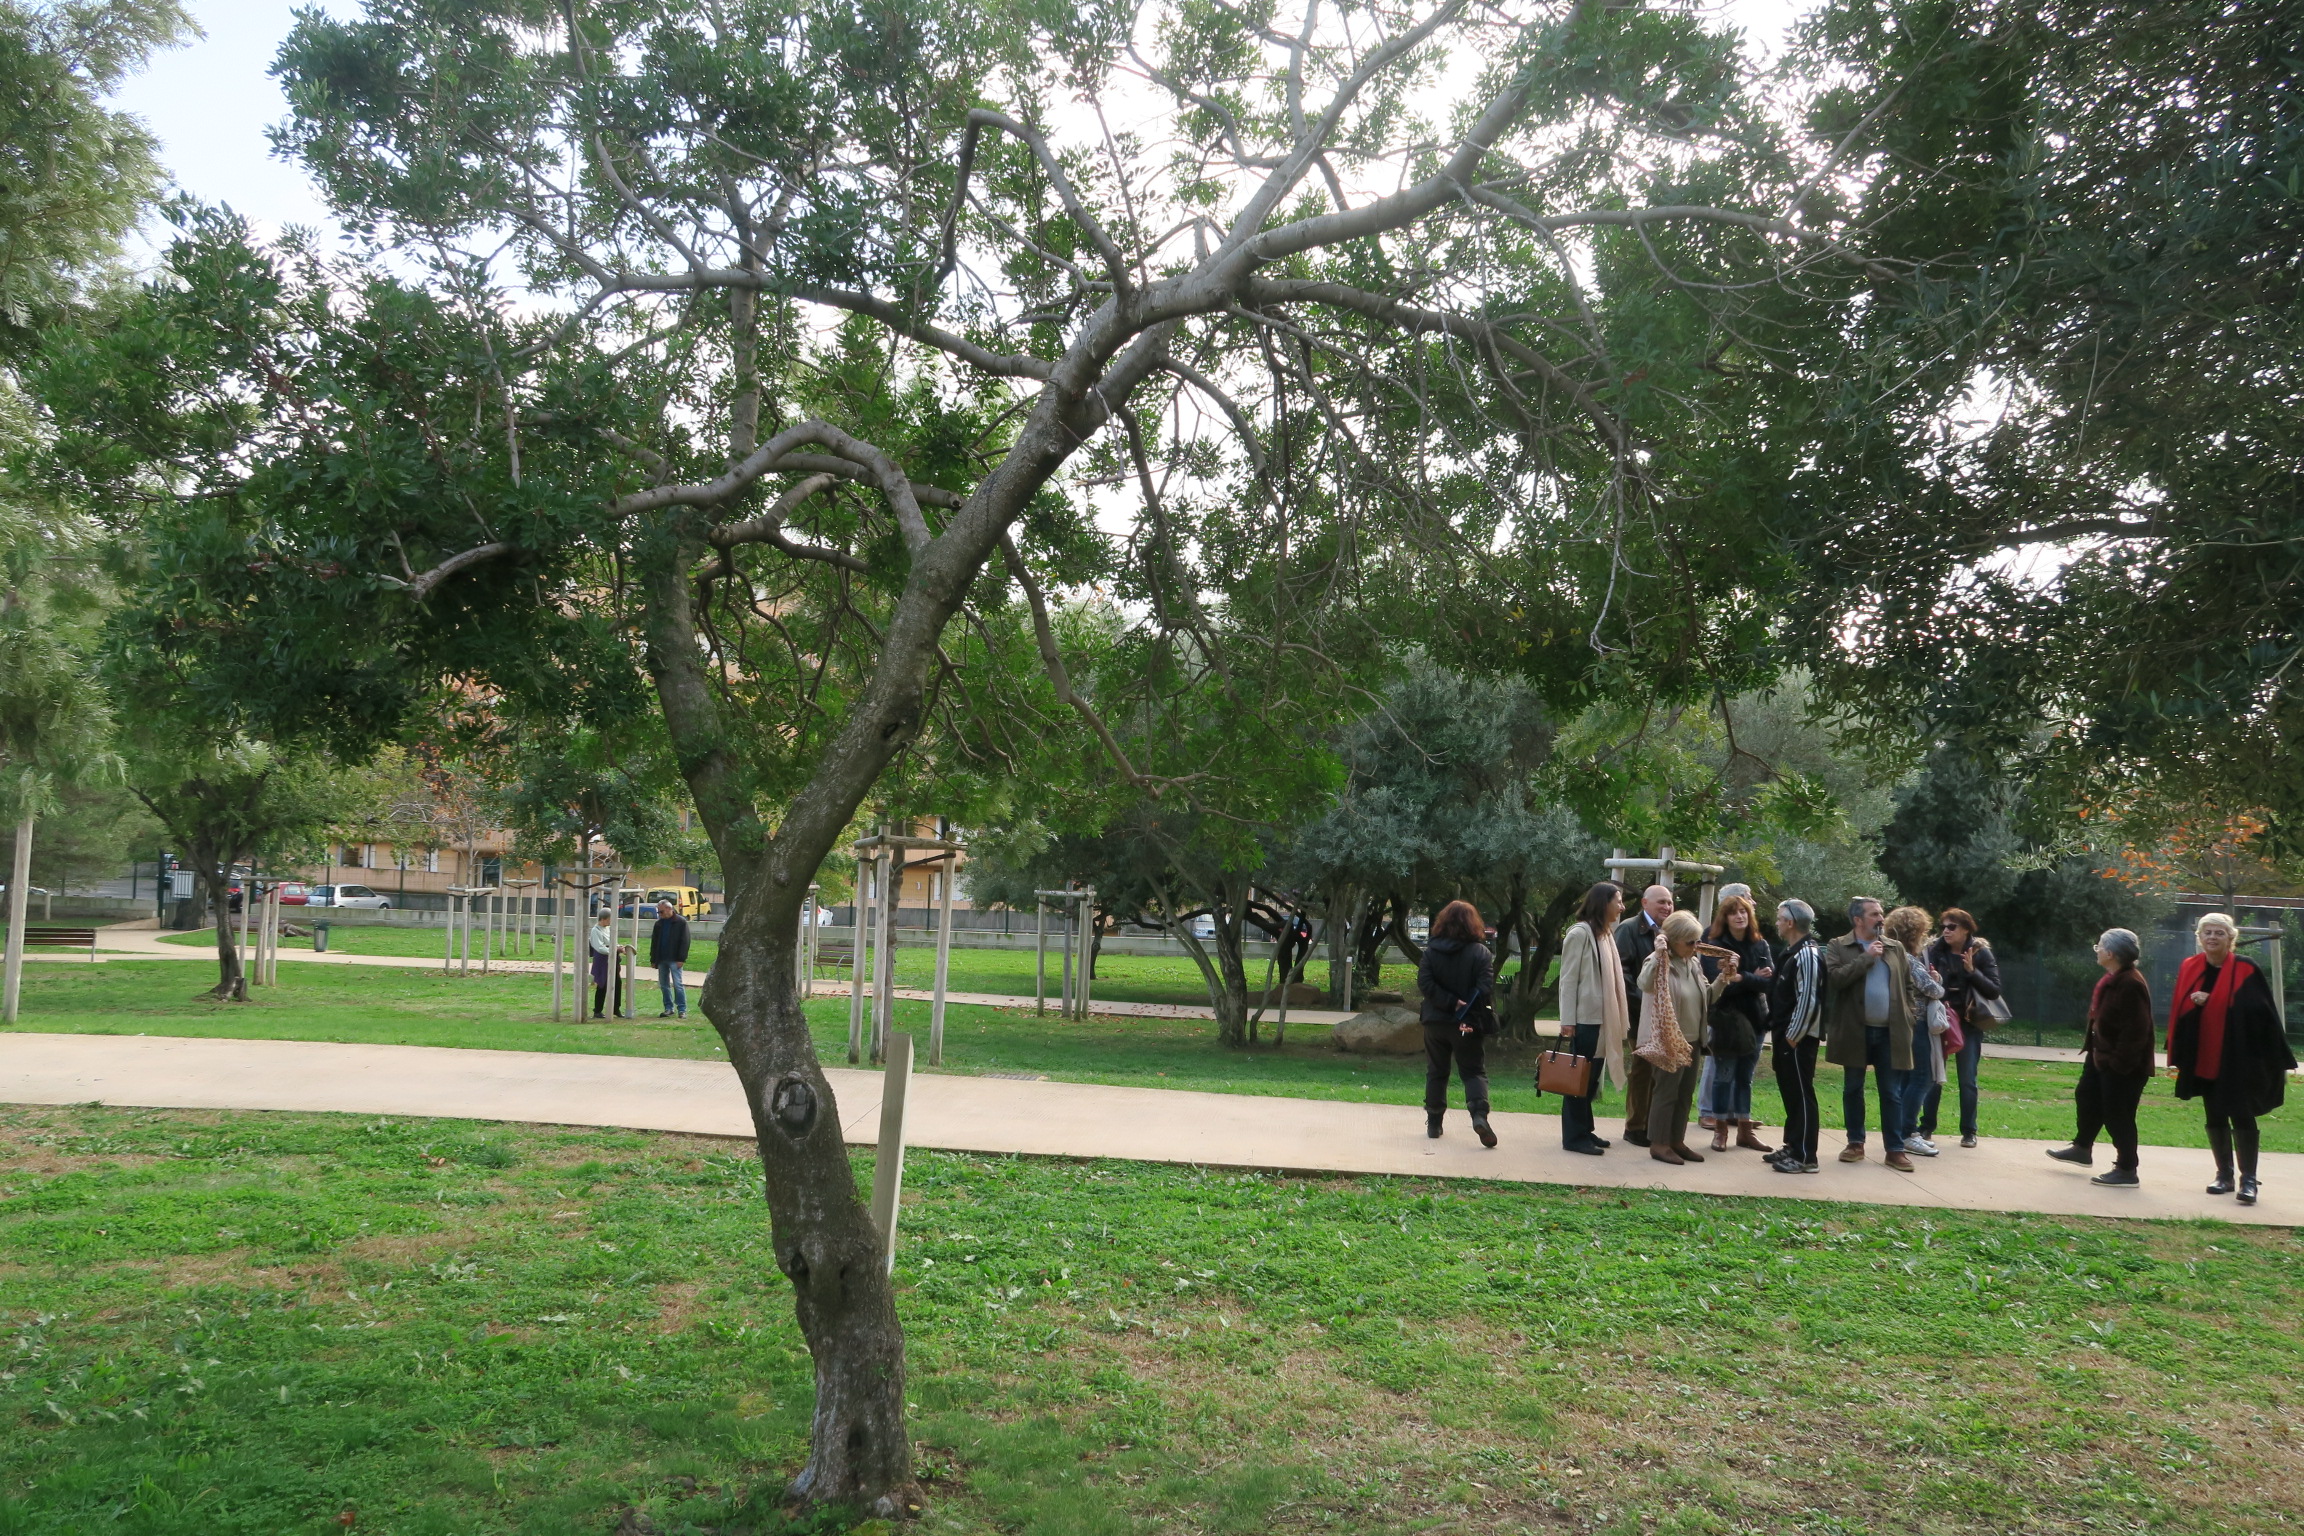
[25,926,99,961]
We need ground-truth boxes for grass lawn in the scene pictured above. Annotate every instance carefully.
[13,960,2302,1154]
[3,1104,2302,1535]
[148,931,1279,1009]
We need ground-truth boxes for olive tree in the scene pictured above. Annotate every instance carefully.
[33,0,1929,1509]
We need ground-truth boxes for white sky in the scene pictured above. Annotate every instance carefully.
[111,0,1810,258]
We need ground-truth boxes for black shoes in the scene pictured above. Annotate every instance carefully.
[2045,1145,2093,1166]
[2090,1167,2139,1188]
[1427,1114,1443,1140]
[1472,1114,1499,1149]
[1623,1131,1651,1148]
[2239,1175,2260,1206]
[2207,1173,2236,1195]
[1564,1138,1604,1156]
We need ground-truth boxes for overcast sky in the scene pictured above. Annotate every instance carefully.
[112,0,1809,259]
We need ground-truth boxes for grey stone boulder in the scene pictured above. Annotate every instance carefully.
[1332,1005,1425,1054]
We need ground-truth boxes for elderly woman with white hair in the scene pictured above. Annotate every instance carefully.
[1636,910,1734,1166]
[2047,928,2157,1186]
[2166,912,2296,1205]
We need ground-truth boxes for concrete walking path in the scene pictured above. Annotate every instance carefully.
[1,1031,2291,1227]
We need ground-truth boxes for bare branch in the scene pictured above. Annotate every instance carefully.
[610,421,932,554]
[383,541,516,599]
[795,286,1054,379]
[1000,533,1160,793]
[964,108,1134,302]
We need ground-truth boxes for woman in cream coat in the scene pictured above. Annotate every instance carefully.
[1637,909,1735,1166]
[1553,882,1629,1155]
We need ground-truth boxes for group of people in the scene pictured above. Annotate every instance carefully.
[587,897,692,1018]
[1416,884,2295,1203]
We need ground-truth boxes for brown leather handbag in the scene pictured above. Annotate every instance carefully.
[1536,1041,1597,1098]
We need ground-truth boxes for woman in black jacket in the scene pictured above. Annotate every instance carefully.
[2168,912,2297,1205]
[1417,900,1499,1148]
[1922,908,2003,1148]
[1700,894,1775,1154]
[2046,928,2157,1186]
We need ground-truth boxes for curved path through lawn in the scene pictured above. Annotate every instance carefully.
[3,1029,2293,1228]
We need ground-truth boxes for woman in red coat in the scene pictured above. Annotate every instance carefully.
[2168,913,2297,1206]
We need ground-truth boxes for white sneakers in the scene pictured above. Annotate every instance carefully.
[1907,1135,1940,1157]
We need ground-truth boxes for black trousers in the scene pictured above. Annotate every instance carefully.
[2206,1101,2261,1179]
[1771,1033,1821,1164]
[1424,1023,1490,1116]
[2073,1060,2148,1169]
[1560,1022,1602,1146]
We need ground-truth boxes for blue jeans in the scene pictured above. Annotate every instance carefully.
[1896,1035,1937,1145]
[1842,1025,1906,1152]
[1922,1027,1982,1139]
[1704,1049,1759,1120]
[657,962,686,1016]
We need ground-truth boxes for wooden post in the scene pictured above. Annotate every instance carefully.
[4,814,33,1024]
[551,882,565,1019]
[237,867,254,997]
[931,853,955,1065]
[801,884,820,1004]
[870,847,896,1063]
[847,855,871,1064]
[1078,887,1095,1019]
[1060,889,1074,1018]
[869,1031,913,1274]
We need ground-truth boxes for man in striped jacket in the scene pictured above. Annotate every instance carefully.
[1767,900,1825,1174]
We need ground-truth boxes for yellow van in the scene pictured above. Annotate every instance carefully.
[620,886,713,919]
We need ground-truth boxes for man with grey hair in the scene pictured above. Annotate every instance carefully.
[1822,895,1921,1170]
[1766,899,1825,1173]
[1613,883,1675,1146]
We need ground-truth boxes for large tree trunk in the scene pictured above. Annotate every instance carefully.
[707,901,915,1514]
[638,547,935,1516]
[198,862,245,1000]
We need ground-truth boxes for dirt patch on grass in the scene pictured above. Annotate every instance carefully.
[651,1280,709,1334]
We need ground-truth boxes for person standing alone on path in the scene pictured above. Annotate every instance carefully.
[649,896,691,1018]
[1922,908,2002,1148]
[1418,900,1501,1148]
[1615,884,1674,1147]
[1553,882,1627,1155]
[2167,912,2295,1206]
[1824,896,1920,1170]
[1767,900,1825,1174]
[2047,928,2157,1187]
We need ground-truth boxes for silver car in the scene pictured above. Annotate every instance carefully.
[312,883,393,910]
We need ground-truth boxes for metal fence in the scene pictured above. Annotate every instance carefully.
[1990,915,2301,1044]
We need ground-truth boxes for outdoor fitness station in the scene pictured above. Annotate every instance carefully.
[1606,845,1726,924]
[547,866,637,1022]
[1035,887,1095,1020]
[847,827,961,1068]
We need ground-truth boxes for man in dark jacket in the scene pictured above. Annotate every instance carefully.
[1614,884,1673,1146]
[649,897,692,1018]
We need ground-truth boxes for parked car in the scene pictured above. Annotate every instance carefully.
[312,883,392,910]
[274,882,312,905]
[617,885,712,919]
